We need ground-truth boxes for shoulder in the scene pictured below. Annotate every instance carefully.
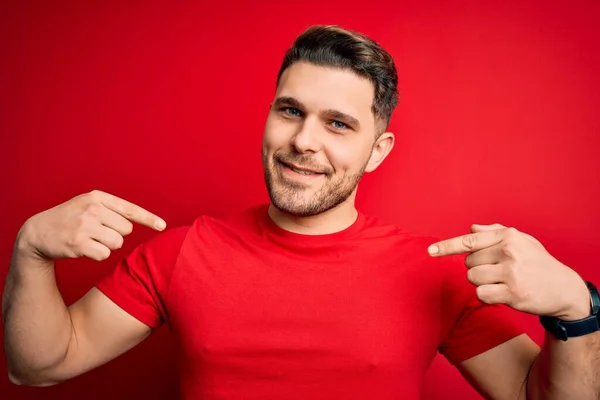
[360,213,436,244]
[359,213,469,280]
[143,225,191,247]
[360,213,450,257]
[187,204,267,241]
[137,225,191,261]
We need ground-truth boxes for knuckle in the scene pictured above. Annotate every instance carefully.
[462,234,477,250]
[501,243,516,259]
[510,282,529,303]
[499,265,512,284]
[89,189,105,197]
[121,207,136,220]
[510,287,526,306]
[87,190,104,201]
[508,283,519,299]
[83,203,101,218]
[66,231,86,248]
[75,214,97,234]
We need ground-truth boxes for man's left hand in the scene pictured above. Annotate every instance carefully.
[428,224,590,321]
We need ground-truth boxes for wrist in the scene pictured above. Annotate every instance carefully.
[14,222,53,270]
[556,278,593,321]
[540,280,600,341]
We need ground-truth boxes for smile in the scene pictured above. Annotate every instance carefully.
[282,161,323,174]
[290,166,320,175]
[279,161,326,180]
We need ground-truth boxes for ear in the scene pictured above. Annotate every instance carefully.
[364,132,395,173]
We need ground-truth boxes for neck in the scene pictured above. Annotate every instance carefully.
[267,198,359,236]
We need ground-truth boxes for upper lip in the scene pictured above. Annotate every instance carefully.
[283,161,324,174]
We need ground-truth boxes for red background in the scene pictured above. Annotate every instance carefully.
[1,1,599,399]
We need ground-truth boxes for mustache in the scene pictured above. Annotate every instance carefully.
[274,153,332,175]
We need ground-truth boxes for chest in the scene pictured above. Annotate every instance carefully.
[167,241,442,380]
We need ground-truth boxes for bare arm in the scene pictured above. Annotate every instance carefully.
[3,239,73,386]
[3,248,151,385]
[431,224,600,399]
[3,190,166,386]
[458,334,539,400]
[527,321,600,399]
[458,328,600,400]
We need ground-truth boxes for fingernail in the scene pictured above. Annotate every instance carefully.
[428,245,439,255]
[155,220,166,230]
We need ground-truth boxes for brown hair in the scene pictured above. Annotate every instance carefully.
[276,25,399,131]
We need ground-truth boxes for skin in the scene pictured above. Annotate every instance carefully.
[431,224,599,399]
[3,191,160,385]
[3,61,599,399]
[262,61,394,234]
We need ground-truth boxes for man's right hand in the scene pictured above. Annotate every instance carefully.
[17,189,167,263]
[5,190,167,386]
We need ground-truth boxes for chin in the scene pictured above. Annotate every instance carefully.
[269,189,348,218]
[263,162,360,218]
[272,200,327,218]
[268,190,312,216]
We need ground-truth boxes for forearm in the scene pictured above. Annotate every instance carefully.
[2,234,73,385]
[528,330,600,399]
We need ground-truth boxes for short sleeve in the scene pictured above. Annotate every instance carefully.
[438,255,527,365]
[95,226,190,329]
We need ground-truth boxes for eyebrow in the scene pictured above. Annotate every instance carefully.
[322,109,360,129]
[273,96,304,109]
[273,96,361,129]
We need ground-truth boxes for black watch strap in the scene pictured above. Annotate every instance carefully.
[540,281,600,341]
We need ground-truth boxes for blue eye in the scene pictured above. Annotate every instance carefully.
[331,121,347,130]
[285,107,301,116]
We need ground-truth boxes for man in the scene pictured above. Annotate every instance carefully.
[3,25,599,399]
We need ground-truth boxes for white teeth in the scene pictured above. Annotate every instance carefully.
[291,167,314,175]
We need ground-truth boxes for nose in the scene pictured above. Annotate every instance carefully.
[291,117,322,154]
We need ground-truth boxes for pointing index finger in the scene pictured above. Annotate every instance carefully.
[94,191,167,231]
[428,229,503,257]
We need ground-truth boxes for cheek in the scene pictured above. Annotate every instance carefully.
[263,115,294,148]
[325,139,370,172]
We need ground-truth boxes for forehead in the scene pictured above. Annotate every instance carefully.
[276,62,375,123]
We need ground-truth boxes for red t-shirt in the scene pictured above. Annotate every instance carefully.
[96,204,525,399]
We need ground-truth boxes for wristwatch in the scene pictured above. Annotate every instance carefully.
[540,281,600,341]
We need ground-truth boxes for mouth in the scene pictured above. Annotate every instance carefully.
[286,162,323,175]
[278,160,326,179]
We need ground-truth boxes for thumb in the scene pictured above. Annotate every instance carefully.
[471,223,506,233]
